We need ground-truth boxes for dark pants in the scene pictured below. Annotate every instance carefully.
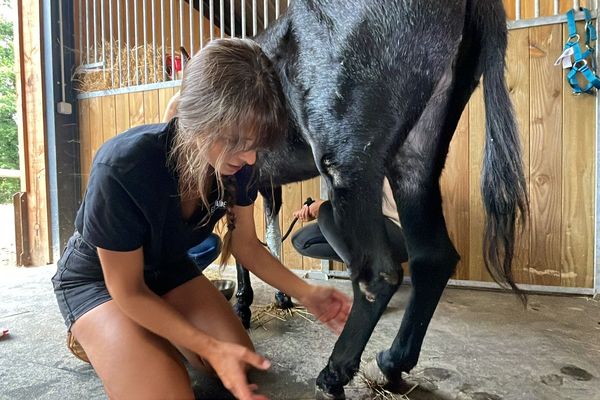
[291,218,409,265]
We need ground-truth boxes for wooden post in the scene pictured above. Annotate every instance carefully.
[14,0,51,266]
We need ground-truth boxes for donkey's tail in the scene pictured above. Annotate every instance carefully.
[476,0,529,303]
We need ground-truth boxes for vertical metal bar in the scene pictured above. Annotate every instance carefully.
[264,0,268,29]
[179,0,184,53]
[85,0,89,63]
[253,0,257,36]
[170,0,175,79]
[220,0,225,38]
[275,0,279,19]
[143,0,148,84]
[287,0,290,7]
[161,0,166,81]
[101,0,105,78]
[126,0,130,85]
[189,0,194,54]
[573,0,580,10]
[242,0,246,38]
[554,0,559,15]
[93,0,97,62]
[515,0,521,20]
[134,0,139,85]
[200,0,204,48]
[152,0,157,82]
[210,0,215,41]
[117,0,122,86]
[535,0,540,17]
[231,0,235,37]
[109,0,114,87]
[78,0,82,64]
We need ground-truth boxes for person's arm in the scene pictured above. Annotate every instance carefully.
[292,199,324,221]
[97,247,270,400]
[231,204,351,334]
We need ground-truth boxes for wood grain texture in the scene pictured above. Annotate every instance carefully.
[78,99,91,191]
[129,91,145,128]
[441,109,470,280]
[114,93,131,134]
[560,23,595,288]
[101,95,117,142]
[88,97,104,161]
[281,181,303,268]
[529,24,563,286]
[143,89,160,124]
[467,85,491,282]
[506,28,531,285]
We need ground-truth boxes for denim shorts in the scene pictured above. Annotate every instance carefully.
[51,232,201,330]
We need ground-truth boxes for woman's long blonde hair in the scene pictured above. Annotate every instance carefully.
[171,38,287,265]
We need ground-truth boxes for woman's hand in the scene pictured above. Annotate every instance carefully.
[299,285,352,335]
[204,339,271,400]
[292,200,323,222]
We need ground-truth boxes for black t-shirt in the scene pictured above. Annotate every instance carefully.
[74,119,258,271]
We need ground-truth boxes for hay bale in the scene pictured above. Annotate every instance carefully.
[74,40,173,92]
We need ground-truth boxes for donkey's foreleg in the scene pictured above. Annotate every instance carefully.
[265,212,294,309]
[316,277,400,399]
[313,184,403,399]
[233,262,254,329]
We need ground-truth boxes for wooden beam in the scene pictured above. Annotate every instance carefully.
[14,0,51,266]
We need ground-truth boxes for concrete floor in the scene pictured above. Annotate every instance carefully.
[1,264,599,400]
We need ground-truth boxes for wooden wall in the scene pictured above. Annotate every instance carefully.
[503,0,596,19]
[78,16,596,289]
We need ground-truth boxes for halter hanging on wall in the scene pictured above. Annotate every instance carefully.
[555,7,600,95]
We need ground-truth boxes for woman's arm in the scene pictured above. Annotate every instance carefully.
[97,247,270,400]
[231,205,351,333]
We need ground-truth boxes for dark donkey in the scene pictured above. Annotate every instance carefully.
[236,0,528,397]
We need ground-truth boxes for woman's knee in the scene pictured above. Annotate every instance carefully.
[71,301,194,400]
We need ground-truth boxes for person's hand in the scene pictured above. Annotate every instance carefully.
[292,200,323,222]
[293,204,314,221]
[299,285,352,334]
[203,339,271,400]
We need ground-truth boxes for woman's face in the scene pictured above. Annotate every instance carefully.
[207,138,257,176]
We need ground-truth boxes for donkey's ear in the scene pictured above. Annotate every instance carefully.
[180,47,191,68]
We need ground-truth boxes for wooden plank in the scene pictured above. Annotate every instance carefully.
[88,97,104,159]
[301,177,322,270]
[503,0,517,20]
[129,91,146,128]
[281,182,303,269]
[529,24,563,286]
[561,23,595,288]
[114,93,131,134]
[144,89,160,124]
[441,109,470,280]
[101,95,117,142]
[506,28,531,285]
[78,99,92,191]
[159,87,175,121]
[468,85,491,282]
[254,195,265,244]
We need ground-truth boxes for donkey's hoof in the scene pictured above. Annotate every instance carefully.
[315,385,345,400]
[274,291,294,309]
[361,359,390,387]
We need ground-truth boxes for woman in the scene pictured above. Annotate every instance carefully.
[52,38,351,400]
[291,178,408,265]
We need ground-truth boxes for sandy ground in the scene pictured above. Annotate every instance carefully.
[0,204,16,268]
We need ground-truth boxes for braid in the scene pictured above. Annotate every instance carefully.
[219,176,237,267]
